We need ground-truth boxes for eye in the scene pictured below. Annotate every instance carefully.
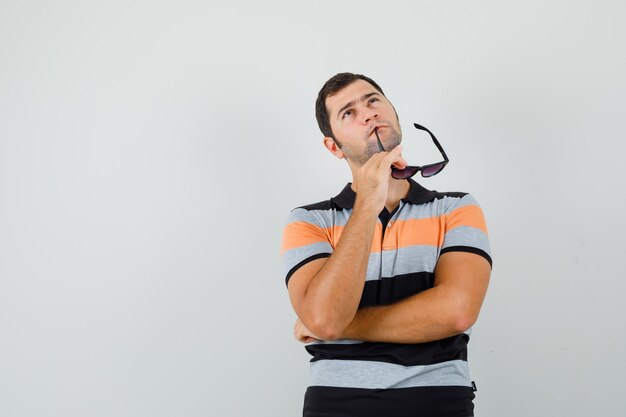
[368,97,379,104]
[341,110,352,119]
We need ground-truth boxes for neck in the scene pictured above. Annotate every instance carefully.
[383,177,410,212]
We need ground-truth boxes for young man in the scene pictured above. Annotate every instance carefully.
[281,73,492,417]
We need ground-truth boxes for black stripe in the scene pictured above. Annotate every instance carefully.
[440,246,493,268]
[285,253,331,287]
[434,190,468,199]
[359,271,434,308]
[305,333,468,366]
[296,199,343,211]
[303,385,475,417]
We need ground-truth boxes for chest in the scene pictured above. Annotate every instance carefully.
[327,203,449,307]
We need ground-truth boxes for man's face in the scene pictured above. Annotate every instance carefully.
[325,79,402,166]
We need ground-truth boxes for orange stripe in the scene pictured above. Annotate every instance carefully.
[446,205,488,235]
[391,217,445,250]
[281,221,334,254]
[281,222,386,254]
[282,205,487,254]
[383,205,487,250]
[370,224,383,253]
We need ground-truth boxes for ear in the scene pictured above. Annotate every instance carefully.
[322,136,345,160]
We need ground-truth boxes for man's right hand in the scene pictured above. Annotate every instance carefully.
[353,145,405,214]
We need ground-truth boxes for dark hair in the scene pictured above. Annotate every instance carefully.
[315,72,385,143]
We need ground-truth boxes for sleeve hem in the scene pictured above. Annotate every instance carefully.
[440,246,493,268]
[285,253,332,288]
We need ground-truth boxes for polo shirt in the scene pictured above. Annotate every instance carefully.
[281,179,492,417]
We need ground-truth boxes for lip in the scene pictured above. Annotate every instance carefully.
[370,124,387,137]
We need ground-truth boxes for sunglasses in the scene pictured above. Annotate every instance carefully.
[375,123,449,179]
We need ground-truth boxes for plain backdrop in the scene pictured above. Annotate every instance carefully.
[1,1,625,416]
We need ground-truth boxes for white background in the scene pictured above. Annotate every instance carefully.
[1,1,625,416]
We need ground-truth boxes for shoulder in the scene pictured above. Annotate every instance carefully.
[284,197,341,228]
[430,191,483,212]
[294,198,337,212]
[433,190,468,200]
[405,188,486,220]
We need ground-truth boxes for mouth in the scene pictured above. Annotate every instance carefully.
[373,128,386,152]
[369,125,387,138]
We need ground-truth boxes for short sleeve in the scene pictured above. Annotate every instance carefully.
[440,194,492,268]
[281,208,334,287]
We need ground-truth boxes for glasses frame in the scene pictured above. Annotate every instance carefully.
[375,123,449,179]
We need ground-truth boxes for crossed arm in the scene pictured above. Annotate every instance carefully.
[344,250,490,343]
[290,251,490,344]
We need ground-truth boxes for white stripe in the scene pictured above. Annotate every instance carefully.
[306,339,365,346]
[283,242,333,276]
[442,226,491,255]
[309,359,471,389]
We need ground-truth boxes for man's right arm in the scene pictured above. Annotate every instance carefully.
[286,206,378,340]
[285,147,404,340]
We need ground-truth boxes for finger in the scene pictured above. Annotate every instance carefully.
[392,154,408,170]
[380,145,403,169]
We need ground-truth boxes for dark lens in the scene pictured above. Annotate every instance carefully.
[392,166,420,179]
[421,163,445,177]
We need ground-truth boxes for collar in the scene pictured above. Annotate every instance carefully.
[331,178,437,209]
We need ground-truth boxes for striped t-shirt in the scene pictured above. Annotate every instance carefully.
[281,179,492,417]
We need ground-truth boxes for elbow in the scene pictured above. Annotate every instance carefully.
[307,315,347,341]
[316,328,343,341]
[448,303,479,334]
[451,314,476,334]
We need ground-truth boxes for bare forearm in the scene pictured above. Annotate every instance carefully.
[341,286,471,343]
[301,204,378,339]
[338,251,491,344]
[292,147,409,340]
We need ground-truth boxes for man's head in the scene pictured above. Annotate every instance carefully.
[315,72,402,168]
[315,73,386,140]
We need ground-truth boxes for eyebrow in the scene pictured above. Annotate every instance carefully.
[336,92,381,120]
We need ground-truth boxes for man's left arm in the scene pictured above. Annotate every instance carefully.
[339,251,491,343]
[294,251,490,344]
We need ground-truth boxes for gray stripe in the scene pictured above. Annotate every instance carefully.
[306,339,365,346]
[285,244,439,283]
[364,245,438,281]
[393,198,451,221]
[364,252,382,282]
[451,194,481,210]
[442,226,491,256]
[393,194,479,222]
[290,194,480,227]
[309,359,471,389]
[283,242,333,276]
[288,207,353,227]
[383,245,439,277]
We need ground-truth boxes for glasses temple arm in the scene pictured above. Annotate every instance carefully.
[413,123,449,162]
[374,128,386,152]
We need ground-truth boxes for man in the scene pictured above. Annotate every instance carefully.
[281,72,492,417]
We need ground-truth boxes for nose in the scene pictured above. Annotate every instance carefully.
[362,107,379,125]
